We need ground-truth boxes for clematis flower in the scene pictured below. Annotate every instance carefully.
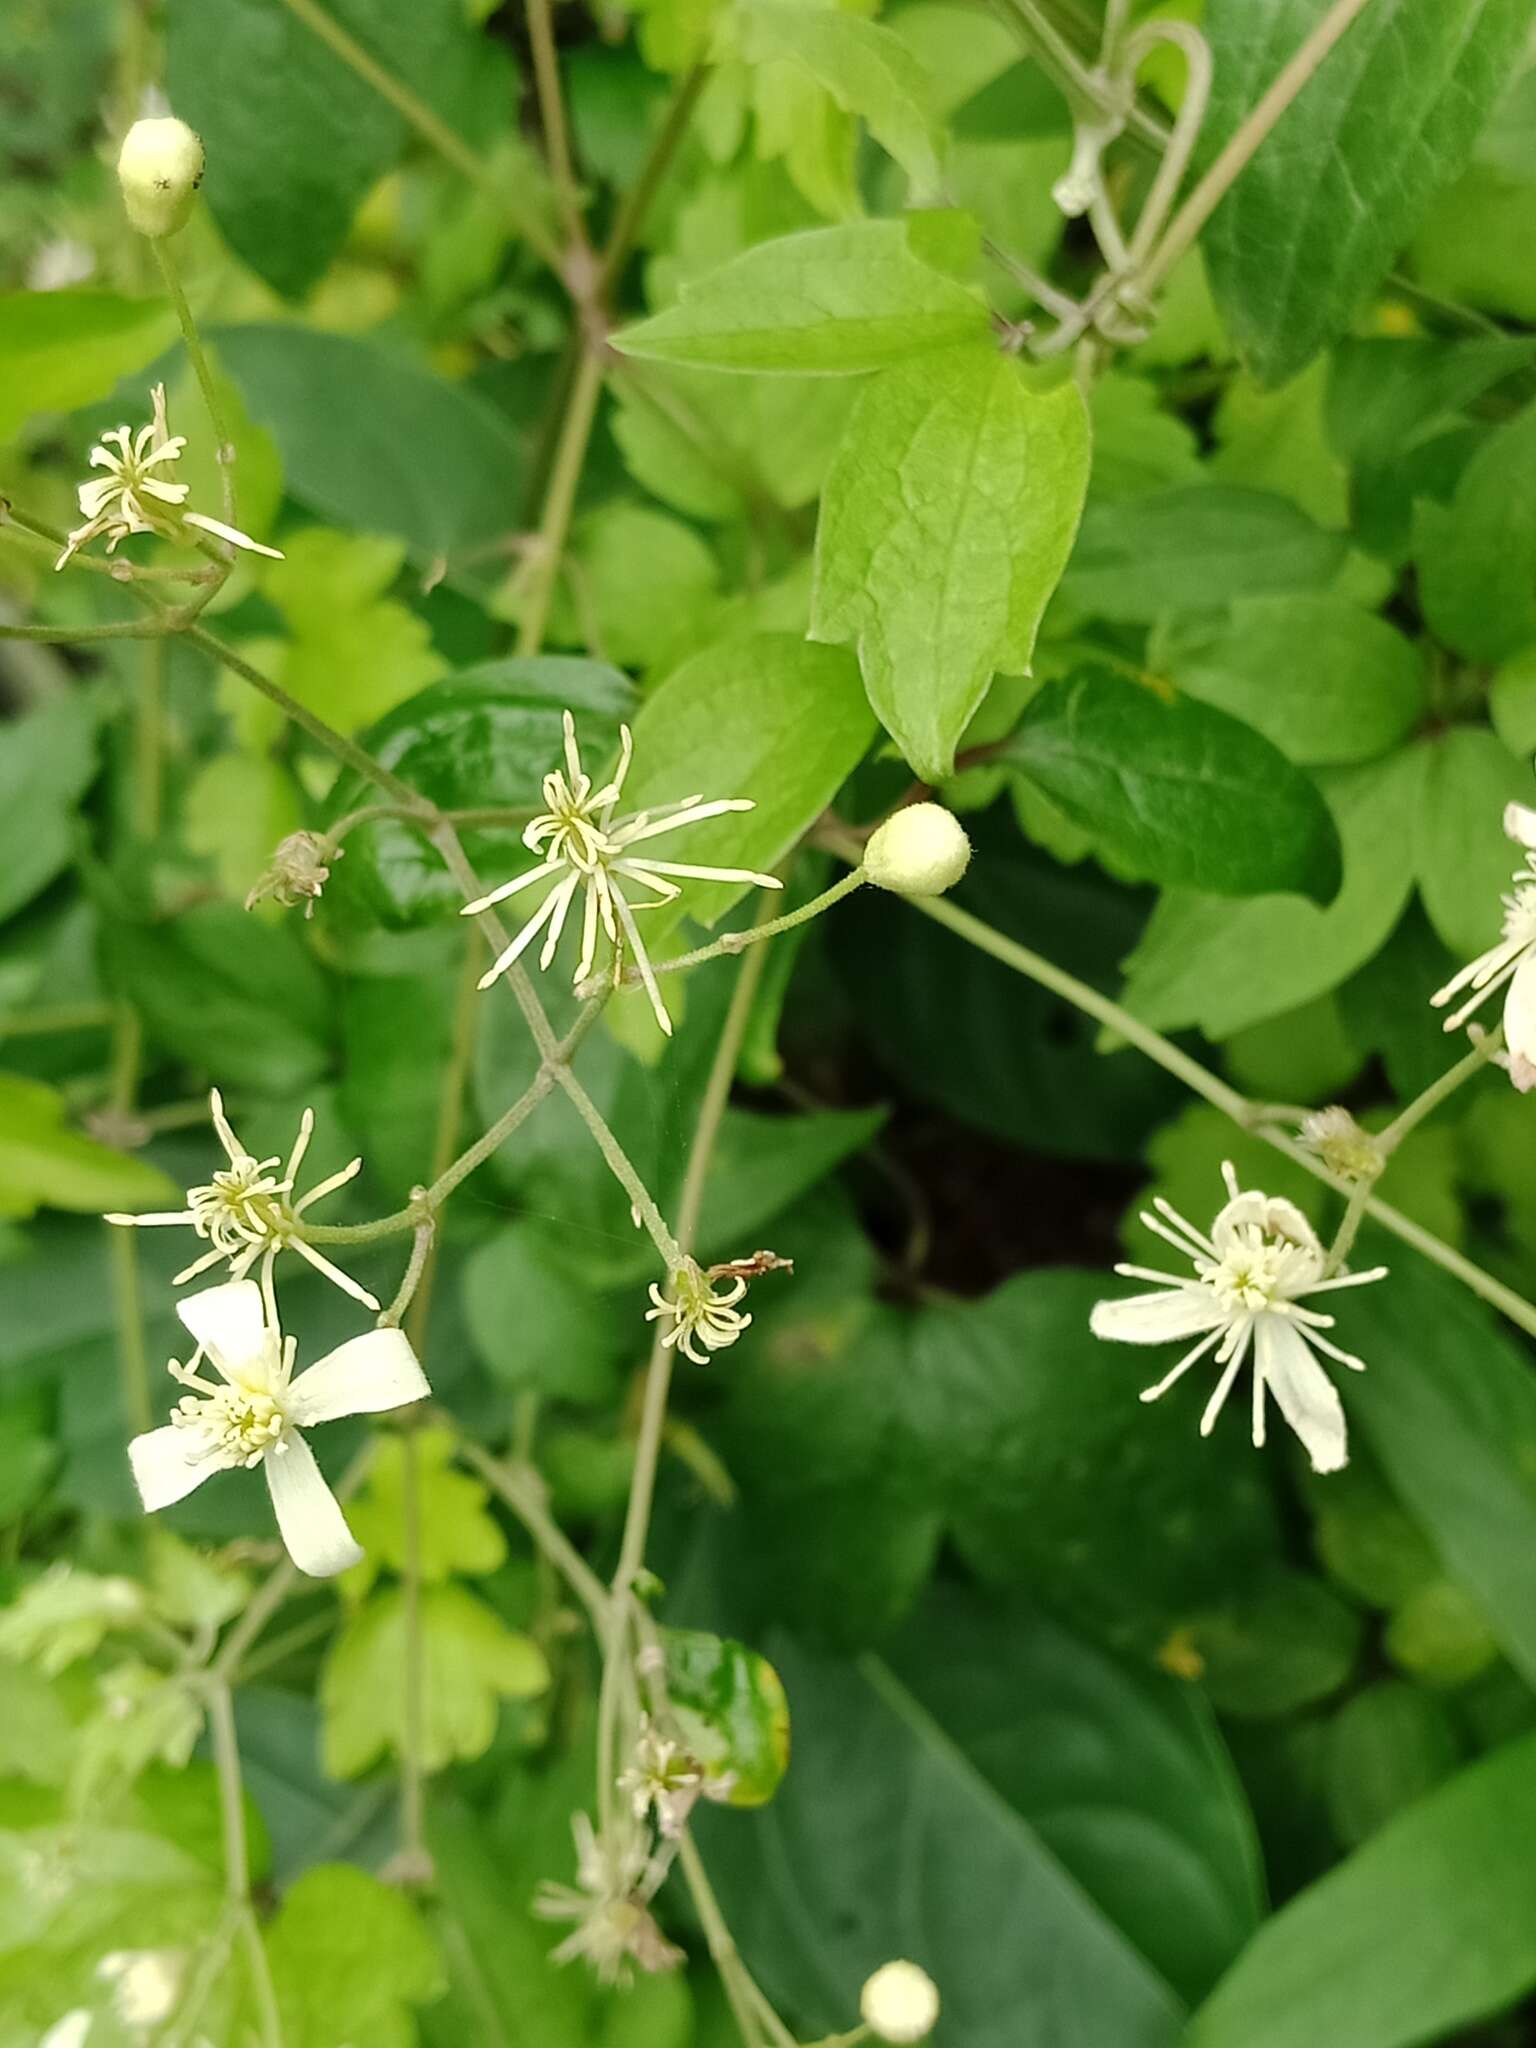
[1430,800,1536,1089]
[646,1258,752,1364]
[106,1089,379,1313]
[128,1279,428,1577]
[617,1715,711,1839]
[53,383,282,569]
[1089,1162,1387,1474]
[534,1811,683,1986]
[461,711,781,1034]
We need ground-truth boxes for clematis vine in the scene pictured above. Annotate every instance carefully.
[1431,800,1536,1091]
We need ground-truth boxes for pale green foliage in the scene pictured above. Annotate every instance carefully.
[0,1075,178,1220]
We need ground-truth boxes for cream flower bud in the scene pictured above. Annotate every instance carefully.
[117,117,205,238]
[860,1960,940,2044]
[863,803,971,897]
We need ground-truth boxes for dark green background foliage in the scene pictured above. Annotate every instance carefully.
[4,0,1536,2042]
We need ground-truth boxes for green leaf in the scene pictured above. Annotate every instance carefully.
[320,1582,550,1777]
[1210,361,1348,528]
[0,289,176,443]
[540,501,722,671]
[263,1863,444,2045]
[0,692,97,926]
[166,0,514,298]
[617,631,876,935]
[1324,1683,1459,1849]
[697,1104,886,1260]
[662,1627,790,1805]
[0,1075,178,1221]
[1185,1573,1361,1720]
[1326,334,1536,471]
[1199,0,1530,384]
[735,4,946,193]
[612,219,991,373]
[1415,726,1536,957]
[341,1427,507,1600]
[700,1633,1186,2045]
[323,655,633,928]
[1121,747,1423,1039]
[889,1585,1263,2005]
[1186,1732,1536,2048]
[1415,398,1536,663]
[184,751,304,907]
[262,527,448,733]
[214,324,528,565]
[1001,668,1343,901]
[1059,486,1348,624]
[811,348,1089,781]
[1151,597,1427,766]
[0,1566,145,1675]
[463,1223,629,1403]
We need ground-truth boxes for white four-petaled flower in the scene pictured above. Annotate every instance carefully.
[461,711,781,1034]
[1090,1163,1387,1474]
[128,1279,429,1576]
[1431,800,1536,1091]
[54,383,282,569]
[106,1088,380,1313]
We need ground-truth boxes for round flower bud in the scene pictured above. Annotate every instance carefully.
[863,803,971,898]
[117,118,204,239]
[860,1960,940,2044]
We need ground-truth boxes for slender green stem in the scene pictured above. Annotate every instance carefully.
[1324,1174,1377,1280]
[396,1423,428,1879]
[514,344,606,657]
[0,1002,116,1040]
[208,1680,285,2047]
[109,1224,153,1436]
[676,1833,793,2048]
[0,617,171,642]
[380,1223,436,1327]
[134,636,165,840]
[1378,1029,1502,1155]
[1135,0,1375,299]
[1120,20,1212,267]
[153,238,236,527]
[597,62,708,297]
[455,1435,612,1628]
[527,0,587,255]
[276,0,563,267]
[554,1062,683,1268]
[596,869,867,993]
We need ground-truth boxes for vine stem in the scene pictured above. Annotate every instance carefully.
[844,857,1536,1344]
[1135,0,1376,299]
[676,1832,790,2048]
[591,868,867,994]
[455,1435,612,1627]
[208,1680,286,2047]
[514,344,605,658]
[153,237,237,526]
[527,0,587,257]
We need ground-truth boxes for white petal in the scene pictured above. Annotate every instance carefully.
[263,1432,363,1577]
[182,511,285,559]
[1504,952,1536,1069]
[129,1426,223,1511]
[104,1210,196,1227]
[1212,1190,1320,1258]
[1504,801,1536,850]
[1255,1316,1348,1474]
[286,1328,430,1428]
[1090,1286,1226,1345]
[176,1279,269,1378]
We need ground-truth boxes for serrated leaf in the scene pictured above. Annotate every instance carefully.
[0,289,176,443]
[0,1076,179,1221]
[341,1427,507,1600]
[1200,0,1530,384]
[263,1863,444,2045]
[262,526,448,733]
[1001,668,1343,901]
[1415,397,1536,663]
[662,1627,790,1805]
[811,347,1089,781]
[320,1583,549,1777]
[612,219,991,373]
[735,3,946,194]
[1060,486,1348,624]
[1151,597,1426,766]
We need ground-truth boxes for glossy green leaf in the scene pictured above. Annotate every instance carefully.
[214,324,528,564]
[1122,746,1423,1039]
[700,1633,1186,2045]
[1187,1732,1536,2048]
[889,1585,1264,2004]
[1200,0,1530,384]
[323,655,633,928]
[0,290,176,443]
[1152,597,1426,767]
[166,0,514,298]
[0,1075,178,1220]
[1059,486,1348,623]
[612,219,991,373]
[1415,397,1536,663]
[1001,668,1343,900]
[812,349,1088,780]
[662,1627,790,1806]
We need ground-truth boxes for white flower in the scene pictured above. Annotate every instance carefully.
[617,1715,707,1839]
[106,1089,380,1313]
[53,383,282,570]
[461,711,782,1034]
[646,1258,753,1365]
[861,1960,941,2044]
[1089,1162,1387,1474]
[128,1278,429,1577]
[534,1812,684,1986]
[1430,800,1536,1085]
[863,802,972,897]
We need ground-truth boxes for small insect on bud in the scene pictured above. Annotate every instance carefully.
[863,803,972,898]
[117,117,205,239]
[860,1960,941,2044]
